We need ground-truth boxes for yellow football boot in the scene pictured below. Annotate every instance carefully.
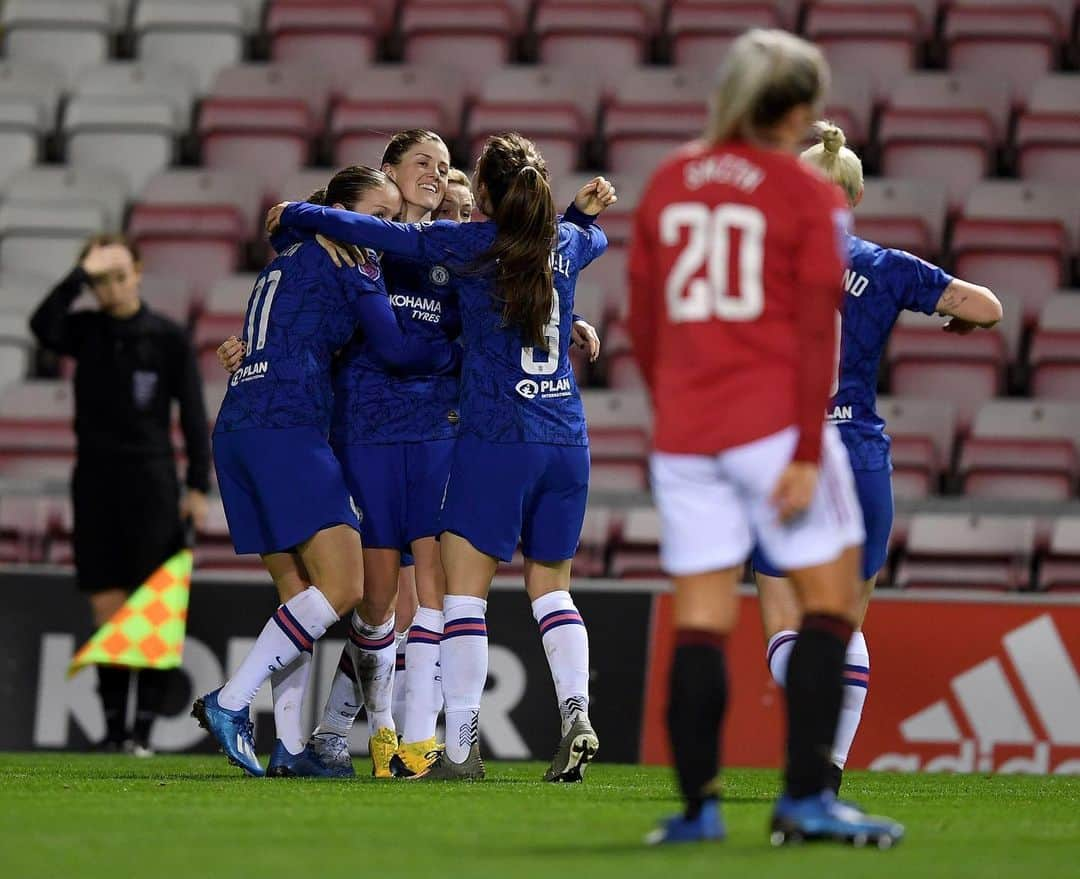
[389,737,444,778]
[368,727,398,779]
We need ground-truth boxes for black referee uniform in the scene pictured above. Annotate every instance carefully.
[30,266,210,592]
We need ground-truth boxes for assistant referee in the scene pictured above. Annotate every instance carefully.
[30,234,210,755]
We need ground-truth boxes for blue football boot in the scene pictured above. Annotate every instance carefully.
[770,791,904,849]
[645,800,726,845]
[266,740,350,778]
[191,689,264,777]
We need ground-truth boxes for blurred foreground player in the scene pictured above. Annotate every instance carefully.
[628,30,903,847]
[30,235,210,755]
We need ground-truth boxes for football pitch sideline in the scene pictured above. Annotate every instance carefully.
[1,754,1077,879]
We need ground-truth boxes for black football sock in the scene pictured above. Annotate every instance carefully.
[784,613,854,799]
[132,669,170,746]
[667,629,728,819]
[97,666,131,745]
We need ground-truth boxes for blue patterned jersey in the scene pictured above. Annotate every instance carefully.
[830,235,952,470]
[330,253,462,446]
[216,234,459,435]
[280,203,607,445]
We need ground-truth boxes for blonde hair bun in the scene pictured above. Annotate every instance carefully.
[816,121,846,154]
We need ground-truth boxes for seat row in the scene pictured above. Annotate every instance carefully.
[2,484,1078,593]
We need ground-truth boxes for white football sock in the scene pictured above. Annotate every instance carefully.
[531,591,590,735]
[219,586,338,710]
[316,644,363,737]
[391,630,407,733]
[832,631,870,769]
[351,612,397,734]
[271,652,312,755]
[441,595,487,763]
[403,606,444,743]
[766,629,799,688]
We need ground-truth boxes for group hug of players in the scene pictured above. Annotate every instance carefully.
[194,29,1002,850]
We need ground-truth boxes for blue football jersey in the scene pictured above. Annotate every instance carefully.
[216,235,459,435]
[330,252,462,446]
[830,235,953,470]
[280,203,608,445]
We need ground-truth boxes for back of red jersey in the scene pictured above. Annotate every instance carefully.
[628,140,849,462]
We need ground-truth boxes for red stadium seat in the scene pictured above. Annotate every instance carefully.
[267,0,380,70]
[198,97,314,194]
[959,437,1077,500]
[400,2,518,92]
[467,67,600,175]
[581,389,651,459]
[590,458,648,494]
[805,3,921,98]
[889,435,935,499]
[971,401,1080,470]
[1038,516,1080,591]
[211,64,332,122]
[896,513,1036,590]
[855,178,948,260]
[140,273,197,327]
[1016,75,1080,185]
[609,506,662,578]
[823,74,874,149]
[195,273,259,375]
[879,74,1010,212]
[887,314,1006,431]
[534,2,651,76]
[603,68,710,178]
[573,506,615,577]
[944,1,1064,102]
[876,395,959,476]
[667,1,783,70]
[951,182,1079,324]
[1030,292,1080,400]
[129,170,263,301]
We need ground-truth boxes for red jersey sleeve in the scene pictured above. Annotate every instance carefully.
[792,181,849,463]
[627,177,658,392]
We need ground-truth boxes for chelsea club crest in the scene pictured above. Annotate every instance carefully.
[429,265,450,286]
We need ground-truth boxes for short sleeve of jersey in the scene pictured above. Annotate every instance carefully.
[878,248,953,316]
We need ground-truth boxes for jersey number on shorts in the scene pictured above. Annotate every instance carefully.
[660,203,765,322]
[521,289,561,376]
[244,269,283,352]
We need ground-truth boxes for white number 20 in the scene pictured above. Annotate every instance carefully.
[521,290,561,376]
[245,269,282,352]
[661,203,765,323]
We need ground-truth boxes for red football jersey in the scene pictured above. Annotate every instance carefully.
[628,139,849,463]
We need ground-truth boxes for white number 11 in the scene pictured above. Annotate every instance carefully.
[245,269,282,352]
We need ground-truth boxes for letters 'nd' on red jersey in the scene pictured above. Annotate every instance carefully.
[628,139,850,464]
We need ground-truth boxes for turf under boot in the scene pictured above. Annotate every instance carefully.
[645,800,726,845]
[191,689,264,778]
[543,715,599,782]
[413,743,485,781]
[770,791,904,849]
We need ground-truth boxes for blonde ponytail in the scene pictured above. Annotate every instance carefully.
[800,120,864,207]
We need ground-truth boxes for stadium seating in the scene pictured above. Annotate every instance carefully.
[196,274,257,375]
[1030,292,1080,400]
[266,0,380,71]
[879,74,1010,211]
[534,2,651,75]
[1038,515,1080,591]
[804,2,920,97]
[0,202,108,281]
[603,67,710,176]
[76,62,198,133]
[895,513,1037,590]
[876,396,958,498]
[609,506,662,578]
[855,178,948,259]
[399,2,518,91]
[1016,74,1080,185]
[951,182,1079,325]
[6,165,131,234]
[943,0,1064,101]
[0,61,64,189]
[468,67,601,177]
[134,1,247,93]
[1,0,112,87]
[971,400,1080,460]
[958,436,1077,500]
[667,1,783,69]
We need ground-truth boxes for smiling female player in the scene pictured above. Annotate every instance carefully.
[751,121,1001,793]
[192,165,460,778]
[267,134,616,782]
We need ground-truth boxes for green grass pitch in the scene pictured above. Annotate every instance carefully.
[1,754,1078,879]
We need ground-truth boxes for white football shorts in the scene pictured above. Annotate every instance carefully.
[651,424,865,576]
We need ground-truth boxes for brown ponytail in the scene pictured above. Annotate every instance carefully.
[476,133,556,349]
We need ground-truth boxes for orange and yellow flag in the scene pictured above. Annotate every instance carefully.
[68,548,193,677]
